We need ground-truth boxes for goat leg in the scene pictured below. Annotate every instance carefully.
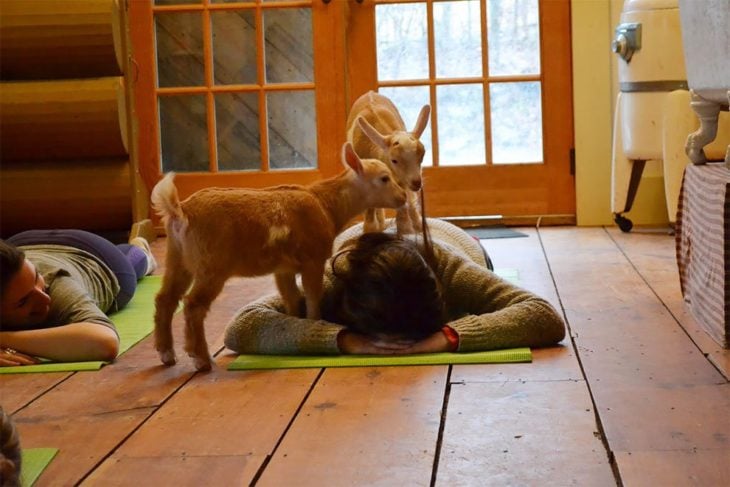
[275,272,303,316]
[408,191,423,232]
[182,275,226,371]
[395,205,415,235]
[154,265,192,366]
[363,207,385,233]
[300,263,325,320]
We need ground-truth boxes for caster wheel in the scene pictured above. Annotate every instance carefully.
[614,214,633,233]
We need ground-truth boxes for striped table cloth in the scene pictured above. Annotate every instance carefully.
[675,162,730,348]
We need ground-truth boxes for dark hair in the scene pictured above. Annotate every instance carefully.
[327,232,446,340]
[0,240,25,300]
[0,406,22,487]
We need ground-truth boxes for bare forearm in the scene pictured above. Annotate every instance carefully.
[0,323,119,362]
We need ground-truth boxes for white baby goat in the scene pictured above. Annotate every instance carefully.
[346,90,431,234]
[151,142,407,371]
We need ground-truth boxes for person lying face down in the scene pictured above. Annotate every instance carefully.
[0,230,156,366]
[224,218,566,356]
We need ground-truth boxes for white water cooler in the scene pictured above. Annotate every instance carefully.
[610,0,696,232]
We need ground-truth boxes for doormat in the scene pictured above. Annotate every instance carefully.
[465,225,528,239]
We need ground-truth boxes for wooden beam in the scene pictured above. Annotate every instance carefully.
[0,77,128,162]
[0,0,122,80]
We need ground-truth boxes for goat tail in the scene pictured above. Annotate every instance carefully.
[151,172,186,238]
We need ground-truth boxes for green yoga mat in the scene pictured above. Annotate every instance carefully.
[0,276,161,374]
[228,348,531,370]
[20,448,58,487]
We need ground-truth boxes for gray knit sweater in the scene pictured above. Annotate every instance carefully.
[224,219,566,354]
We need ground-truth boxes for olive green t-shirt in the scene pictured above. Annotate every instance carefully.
[21,245,120,333]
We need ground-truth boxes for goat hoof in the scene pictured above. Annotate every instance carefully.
[193,355,213,372]
[158,349,177,366]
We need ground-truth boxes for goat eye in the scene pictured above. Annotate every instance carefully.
[380,175,390,183]
[391,159,398,165]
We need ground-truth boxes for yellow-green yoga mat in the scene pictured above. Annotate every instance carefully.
[0,276,161,374]
[228,348,532,370]
[20,448,58,487]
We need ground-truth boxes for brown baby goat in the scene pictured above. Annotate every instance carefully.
[151,142,407,371]
[346,91,430,234]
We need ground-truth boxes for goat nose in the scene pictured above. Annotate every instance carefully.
[410,179,422,191]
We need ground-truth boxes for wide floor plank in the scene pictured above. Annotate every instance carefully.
[607,227,730,379]
[86,360,319,486]
[257,366,448,487]
[540,227,730,479]
[453,346,584,384]
[84,456,263,487]
[441,229,616,484]
[18,408,156,486]
[540,228,724,387]
[479,227,562,311]
[615,449,730,486]
[0,373,70,413]
[455,228,581,383]
[437,380,615,486]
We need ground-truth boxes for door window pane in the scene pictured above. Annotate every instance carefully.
[490,82,542,163]
[434,0,482,78]
[379,86,432,167]
[264,9,314,83]
[437,84,485,166]
[216,93,261,171]
[487,0,540,76]
[212,10,257,85]
[376,3,428,81]
[159,95,209,172]
[155,13,205,88]
[267,91,317,170]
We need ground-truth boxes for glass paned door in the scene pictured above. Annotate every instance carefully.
[130,0,346,199]
[347,0,575,221]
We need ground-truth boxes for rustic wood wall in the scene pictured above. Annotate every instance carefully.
[0,0,133,238]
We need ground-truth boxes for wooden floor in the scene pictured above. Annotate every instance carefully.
[2,226,729,486]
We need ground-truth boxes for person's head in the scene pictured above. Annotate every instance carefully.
[0,406,22,487]
[327,232,445,340]
[0,240,51,329]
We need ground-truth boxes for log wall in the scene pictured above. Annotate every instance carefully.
[0,0,133,238]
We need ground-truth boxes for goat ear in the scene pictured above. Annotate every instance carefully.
[411,104,431,139]
[342,142,364,175]
[357,116,389,151]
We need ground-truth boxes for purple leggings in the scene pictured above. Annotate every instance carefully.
[7,229,147,309]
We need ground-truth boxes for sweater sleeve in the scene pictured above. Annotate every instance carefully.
[223,292,345,355]
[436,246,566,351]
